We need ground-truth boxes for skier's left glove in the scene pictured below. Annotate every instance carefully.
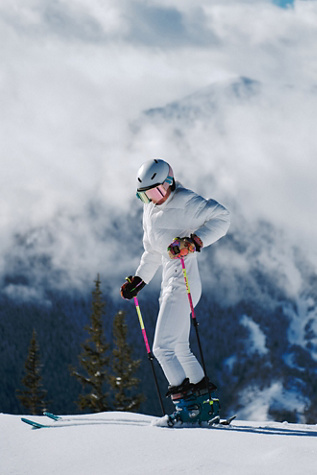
[120,276,146,300]
[167,234,203,260]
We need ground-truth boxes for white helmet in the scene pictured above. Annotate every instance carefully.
[136,159,174,204]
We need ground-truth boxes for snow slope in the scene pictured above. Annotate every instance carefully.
[1,412,316,475]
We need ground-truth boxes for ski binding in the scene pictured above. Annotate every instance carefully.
[208,415,236,426]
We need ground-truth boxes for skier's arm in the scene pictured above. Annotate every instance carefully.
[135,230,162,284]
[193,198,230,248]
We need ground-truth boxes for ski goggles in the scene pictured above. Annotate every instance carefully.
[136,184,168,204]
[136,176,173,204]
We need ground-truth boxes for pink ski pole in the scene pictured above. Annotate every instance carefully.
[180,257,209,390]
[133,295,165,416]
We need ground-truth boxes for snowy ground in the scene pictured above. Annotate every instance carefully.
[1,411,316,475]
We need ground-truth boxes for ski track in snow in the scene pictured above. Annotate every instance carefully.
[1,412,317,475]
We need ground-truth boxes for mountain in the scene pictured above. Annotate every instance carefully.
[145,76,260,121]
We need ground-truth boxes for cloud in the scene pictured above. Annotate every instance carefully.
[3,283,52,306]
[240,315,268,355]
[1,0,317,297]
[0,1,300,46]
[0,0,125,41]
[133,77,317,251]
[236,381,308,421]
[125,3,219,47]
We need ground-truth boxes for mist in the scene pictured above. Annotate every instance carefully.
[1,0,317,298]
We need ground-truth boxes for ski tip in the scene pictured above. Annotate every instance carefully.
[43,411,61,421]
[21,417,47,429]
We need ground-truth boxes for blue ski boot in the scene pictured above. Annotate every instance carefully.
[167,377,220,426]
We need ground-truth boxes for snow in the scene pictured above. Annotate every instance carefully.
[1,412,317,475]
[240,315,268,355]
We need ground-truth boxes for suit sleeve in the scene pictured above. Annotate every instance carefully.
[192,197,230,248]
[135,224,162,284]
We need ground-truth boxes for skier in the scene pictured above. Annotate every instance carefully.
[120,159,230,423]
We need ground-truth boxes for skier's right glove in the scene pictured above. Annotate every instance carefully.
[120,276,146,300]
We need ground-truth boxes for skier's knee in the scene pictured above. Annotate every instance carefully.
[153,344,172,364]
[152,344,162,361]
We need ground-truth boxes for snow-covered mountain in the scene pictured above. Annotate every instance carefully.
[145,76,261,121]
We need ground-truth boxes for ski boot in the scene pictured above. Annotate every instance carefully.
[190,376,218,396]
[167,377,220,426]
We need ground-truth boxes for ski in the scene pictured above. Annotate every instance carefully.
[43,411,61,421]
[21,412,64,429]
[21,417,50,429]
[21,412,152,429]
[208,415,236,426]
[22,412,236,429]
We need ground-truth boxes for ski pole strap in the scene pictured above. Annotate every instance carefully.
[133,296,152,355]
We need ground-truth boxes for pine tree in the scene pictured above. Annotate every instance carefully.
[72,275,111,412]
[110,310,144,412]
[17,329,48,415]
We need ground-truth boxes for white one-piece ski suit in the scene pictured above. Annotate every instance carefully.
[135,182,230,387]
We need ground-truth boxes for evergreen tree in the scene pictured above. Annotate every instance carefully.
[17,329,48,415]
[110,310,144,412]
[72,275,111,412]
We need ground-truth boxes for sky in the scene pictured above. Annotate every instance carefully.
[1,0,317,295]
